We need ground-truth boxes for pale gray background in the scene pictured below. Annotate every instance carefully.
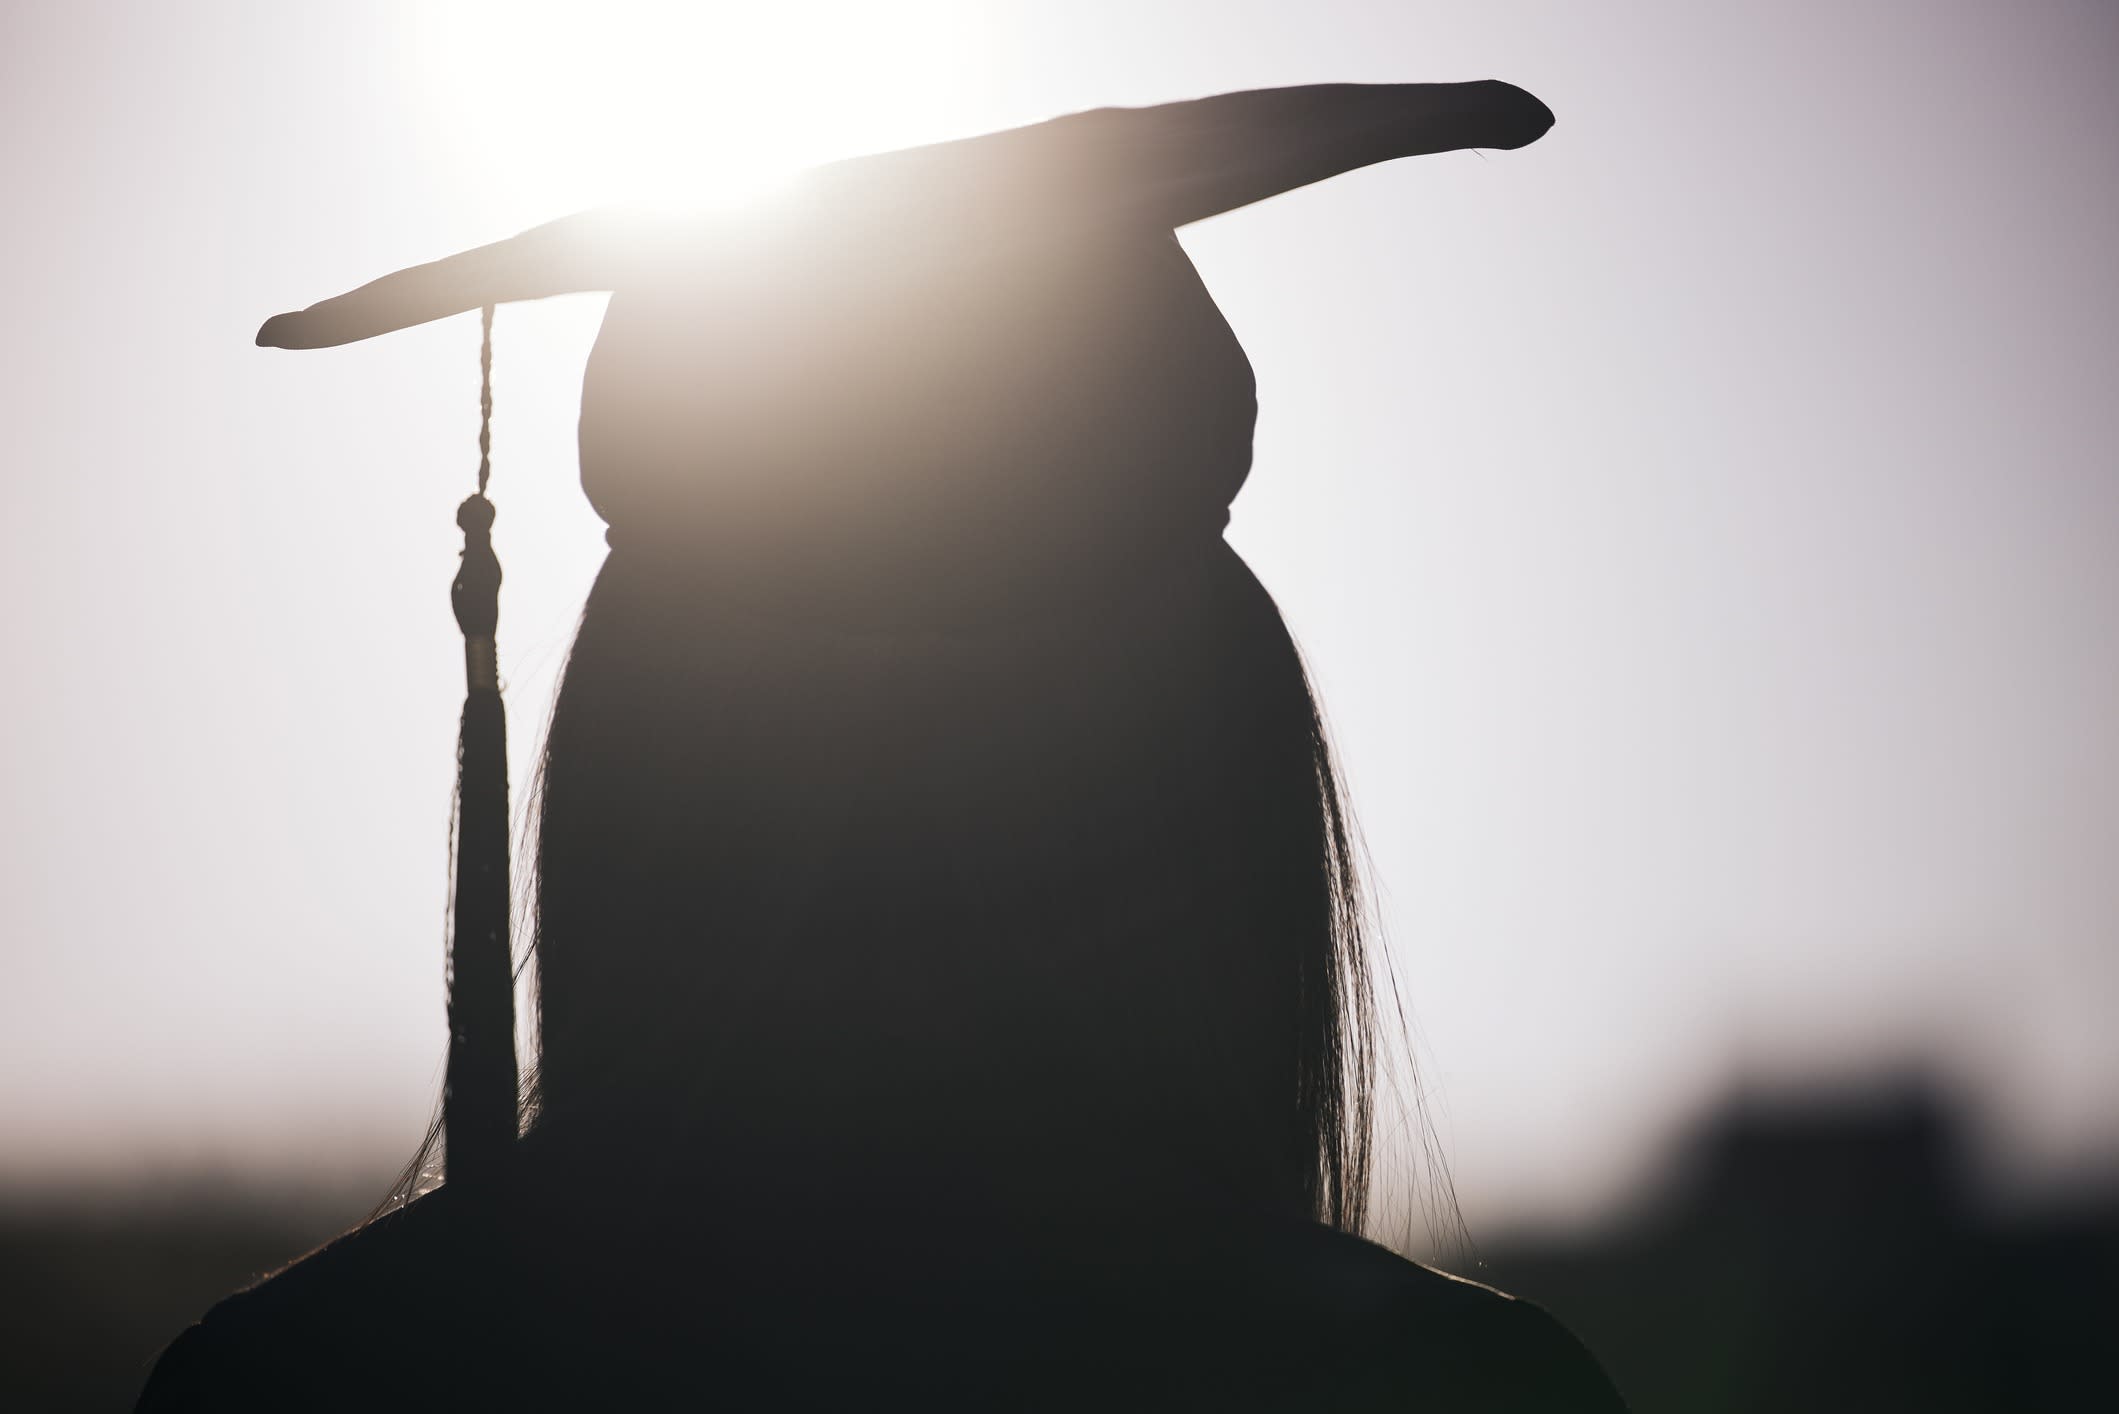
[4,0,2113,1239]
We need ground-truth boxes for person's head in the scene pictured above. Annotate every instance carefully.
[524,538,1376,1231]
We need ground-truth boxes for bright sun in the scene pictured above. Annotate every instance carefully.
[410,1,985,214]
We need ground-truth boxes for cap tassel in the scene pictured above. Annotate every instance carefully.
[444,306,517,1188]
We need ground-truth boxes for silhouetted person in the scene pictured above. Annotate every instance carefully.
[138,82,1625,1409]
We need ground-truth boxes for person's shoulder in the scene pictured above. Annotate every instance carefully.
[1272,1222,1631,1412]
[133,1186,505,1412]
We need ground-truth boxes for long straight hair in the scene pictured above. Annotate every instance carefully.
[386,542,1379,1233]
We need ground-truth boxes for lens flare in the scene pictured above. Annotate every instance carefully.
[409,1,985,211]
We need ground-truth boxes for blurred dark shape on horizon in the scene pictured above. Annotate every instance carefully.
[1478,1078,2115,1413]
[0,1073,2108,1412]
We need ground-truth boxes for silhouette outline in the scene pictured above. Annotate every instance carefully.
[139,81,1628,1410]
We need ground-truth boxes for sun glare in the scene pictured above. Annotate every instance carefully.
[410,1,985,215]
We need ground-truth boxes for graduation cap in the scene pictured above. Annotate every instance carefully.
[255,80,1554,1193]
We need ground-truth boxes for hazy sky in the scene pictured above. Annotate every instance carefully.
[3,0,2114,1234]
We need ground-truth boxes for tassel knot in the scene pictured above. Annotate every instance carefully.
[452,492,502,670]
